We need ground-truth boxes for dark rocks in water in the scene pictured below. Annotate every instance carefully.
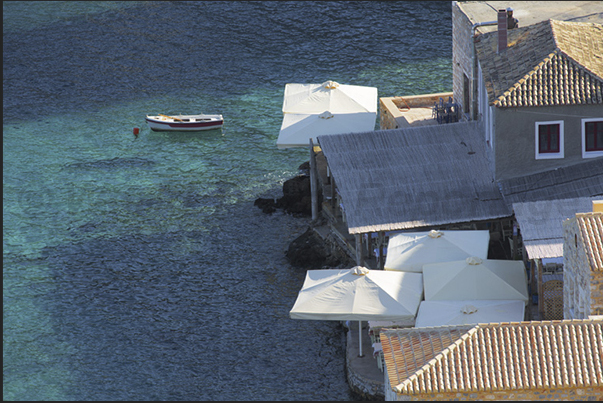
[254,160,323,217]
[254,197,277,214]
[298,161,310,176]
[286,227,353,269]
[276,175,313,216]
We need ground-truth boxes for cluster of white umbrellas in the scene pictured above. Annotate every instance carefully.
[289,229,529,356]
[385,229,528,328]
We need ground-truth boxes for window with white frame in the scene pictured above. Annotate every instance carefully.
[582,118,603,158]
[535,120,564,159]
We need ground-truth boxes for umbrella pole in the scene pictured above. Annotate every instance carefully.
[358,320,364,357]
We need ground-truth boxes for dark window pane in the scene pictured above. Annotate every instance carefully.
[539,132,548,152]
[596,124,603,150]
[550,130,559,151]
[586,121,603,152]
[538,123,560,153]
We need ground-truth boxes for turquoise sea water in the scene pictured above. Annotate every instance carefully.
[3,1,452,400]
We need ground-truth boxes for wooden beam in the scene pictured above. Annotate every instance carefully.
[355,234,363,266]
[378,231,385,270]
[309,139,318,221]
[537,258,544,316]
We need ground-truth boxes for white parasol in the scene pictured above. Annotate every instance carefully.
[422,257,529,304]
[277,81,377,149]
[384,229,490,273]
[289,266,423,356]
[414,299,526,328]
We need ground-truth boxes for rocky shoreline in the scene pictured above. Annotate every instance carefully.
[255,164,385,400]
[254,162,354,271]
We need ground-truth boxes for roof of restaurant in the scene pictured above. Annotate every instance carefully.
[317,121,512,234]
[512,197,598,259]
[380,319,603,396]
[474,19,603,107]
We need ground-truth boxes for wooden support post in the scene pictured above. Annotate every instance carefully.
[529,251,535,291]
[512,220,518,260]
[355,234,363,266]
[537,258,544,316]
[330,177,336,211]
[378,231,385,270]
[309,139,318,221]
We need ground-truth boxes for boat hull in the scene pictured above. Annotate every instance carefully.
[145,115,223,132]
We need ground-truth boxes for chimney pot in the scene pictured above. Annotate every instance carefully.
[497,9,507,53]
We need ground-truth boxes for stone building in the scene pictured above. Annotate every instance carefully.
[562,208,603,319]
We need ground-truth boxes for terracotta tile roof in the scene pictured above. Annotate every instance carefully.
[380,319,603,395]
[475,19,603,107]
[575,212,603,271]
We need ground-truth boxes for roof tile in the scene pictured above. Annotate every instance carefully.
[575,212,603,271]
[381,320,603,395]
[475,20,603,107]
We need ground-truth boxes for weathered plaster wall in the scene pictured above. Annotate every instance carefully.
[492,104,603,180]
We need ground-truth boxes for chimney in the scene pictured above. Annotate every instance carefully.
[497,9,507,53]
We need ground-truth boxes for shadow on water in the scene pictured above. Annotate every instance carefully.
[37,200,353,400]
[146,127,225,143]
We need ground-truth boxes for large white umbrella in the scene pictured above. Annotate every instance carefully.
[422,257,529,304]
[277,81,378,149]
[384,229,490,273]
[277,111,376,149]
[282,80,377,114]
[414,299,526,328]
[289,266,423,356]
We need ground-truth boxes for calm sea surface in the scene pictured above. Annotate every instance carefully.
[3,1,452,400]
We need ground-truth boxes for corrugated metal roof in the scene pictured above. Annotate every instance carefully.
[512,197,598,259]
[576,212,603,271]
[381,319,603,395]
[475,19,603,107]
[317,122,512,234]
[499,157,603,206]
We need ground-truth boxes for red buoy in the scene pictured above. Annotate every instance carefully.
[133,127,140,135]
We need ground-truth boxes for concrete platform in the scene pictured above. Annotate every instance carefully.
[344,322,385,400]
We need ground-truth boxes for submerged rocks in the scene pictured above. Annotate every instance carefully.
[254,197,277,214]
[285,227,330,268]
[286,227,354,270]
[254,161,321,217]
[255,161,349,269]
[276,175,313,216]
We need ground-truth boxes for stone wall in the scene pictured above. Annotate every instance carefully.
[379,92,454,130]
[563,217,603,318]
[379,97,399,130]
